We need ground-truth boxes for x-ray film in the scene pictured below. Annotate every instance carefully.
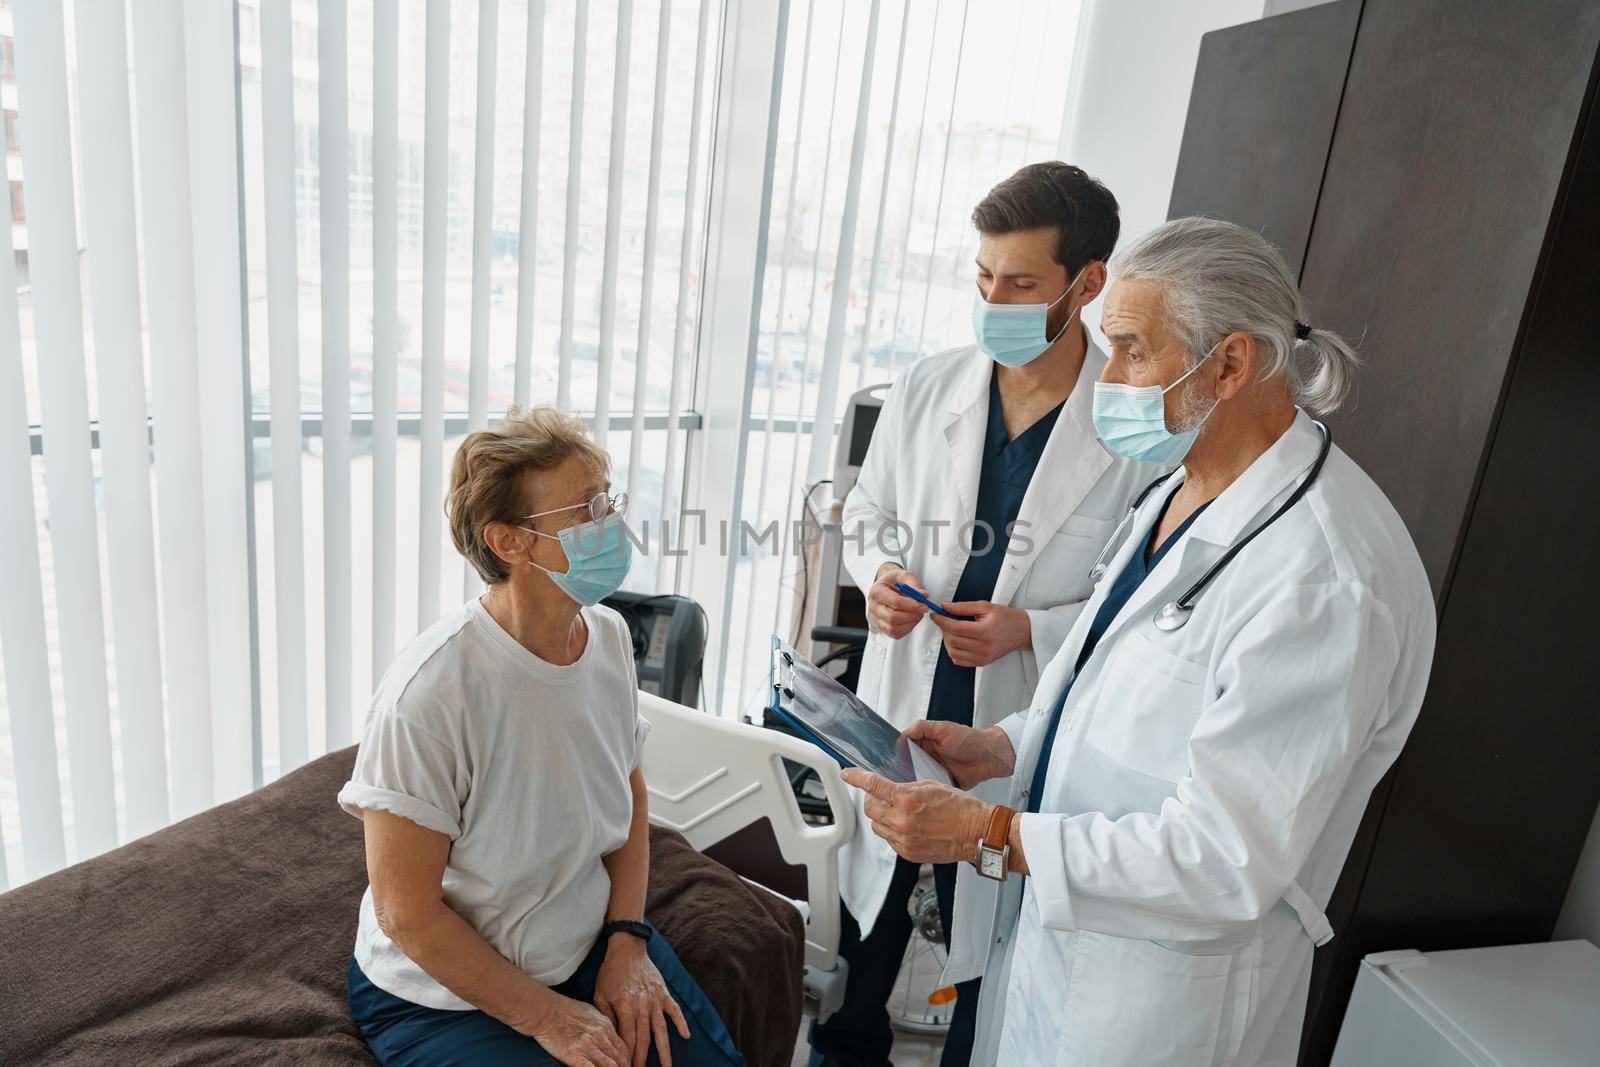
[767,636,952,786]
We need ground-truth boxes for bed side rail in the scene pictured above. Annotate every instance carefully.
[638,692,854,1019]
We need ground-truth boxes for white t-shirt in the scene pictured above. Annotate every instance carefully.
[338,597,649,1010]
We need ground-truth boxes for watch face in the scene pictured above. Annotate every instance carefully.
[979,848,1005,880]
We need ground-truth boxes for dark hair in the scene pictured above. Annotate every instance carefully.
[971,161,1120,274]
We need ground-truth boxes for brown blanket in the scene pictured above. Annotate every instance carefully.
[0,746,803,1067]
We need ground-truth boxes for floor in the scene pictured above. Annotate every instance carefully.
[786,1028,946,1067]
[784,933,951,1067]
[783,870,956,1066]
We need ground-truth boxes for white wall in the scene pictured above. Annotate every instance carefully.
[1557,803,1600,945]
[1057,0,1267,254]
[1054,0,1267,345]
[1264,0,1341,15]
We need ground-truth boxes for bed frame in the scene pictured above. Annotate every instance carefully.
[639,692,854,1022]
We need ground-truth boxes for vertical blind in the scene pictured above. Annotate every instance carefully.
[70,1,169,838]
[237,0,724,774]
[186,0,258,806]
[13,0,119,869]
[0,0,721,887]
[0,0,1079,887]
[260,0,313,777]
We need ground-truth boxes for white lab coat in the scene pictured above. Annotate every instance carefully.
[838,338,1163,937]
[948,411,1436,1067]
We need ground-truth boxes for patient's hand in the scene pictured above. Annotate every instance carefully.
[905,721,1015,788]
[524,989,631,1067]
[594,935,691,1067]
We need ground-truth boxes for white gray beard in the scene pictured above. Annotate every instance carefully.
[1170,373,1216,434]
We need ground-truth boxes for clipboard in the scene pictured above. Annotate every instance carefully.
[767,636,952,786]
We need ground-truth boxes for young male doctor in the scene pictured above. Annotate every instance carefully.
[809,163,1161,1067]
[845,218,1437,1066]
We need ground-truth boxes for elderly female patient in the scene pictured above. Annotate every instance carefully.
[339,406,744,1067]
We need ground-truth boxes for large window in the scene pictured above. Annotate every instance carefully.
[0,0,1078,887]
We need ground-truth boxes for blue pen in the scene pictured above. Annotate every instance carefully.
[892,581,968,621]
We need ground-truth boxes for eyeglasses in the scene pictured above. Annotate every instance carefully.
[521,490,627,528]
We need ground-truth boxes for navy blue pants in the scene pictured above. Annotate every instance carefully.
[349,925,745,1067]
[807,856,980,1067]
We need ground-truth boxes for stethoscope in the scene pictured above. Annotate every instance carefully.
[1086,420,1333,632]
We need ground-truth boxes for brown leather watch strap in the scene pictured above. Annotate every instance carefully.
[985,803,1017,850]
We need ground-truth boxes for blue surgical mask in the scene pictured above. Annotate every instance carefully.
[521,510,633,606]
[1092,341,1221,464]
[971,265,1088,367]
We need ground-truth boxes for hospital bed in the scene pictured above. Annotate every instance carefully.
[639,691,856,1021]
[0,742,809,1067]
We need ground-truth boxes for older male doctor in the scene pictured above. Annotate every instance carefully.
[814,163,1161,1067]
[845,217,1436,1066]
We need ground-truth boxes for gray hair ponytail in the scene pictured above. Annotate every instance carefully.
[1108,217,1361,415]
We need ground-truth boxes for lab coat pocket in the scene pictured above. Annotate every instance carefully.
[1021,527,1098,606]
[1058,932,1232,1067]
[855,632,889,706]
[1085,631,1208,782]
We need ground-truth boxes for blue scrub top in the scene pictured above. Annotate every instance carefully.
[925,368,1066,728]
[1025,486,1210,813]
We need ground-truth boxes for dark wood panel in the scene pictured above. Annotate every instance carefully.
[1305,46,1600,1067]
[1168,0,1361,274]
[1296,1,1600,1062]
[1298,0,1600,597]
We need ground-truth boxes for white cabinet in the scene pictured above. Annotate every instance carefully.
[1332,940,1600,1067]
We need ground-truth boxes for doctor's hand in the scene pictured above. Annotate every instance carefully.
[930,601,1031,666]
[868,565,930,639]
[842,769,993,866]
[904,721,1016,789]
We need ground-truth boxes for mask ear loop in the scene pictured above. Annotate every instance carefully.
[1160,335,1228,395]
[1044,263,1091,347]
[514,521,566,577]
[1161,336,1229,435]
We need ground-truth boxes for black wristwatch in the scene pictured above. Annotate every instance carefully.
[603,919,652,943]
